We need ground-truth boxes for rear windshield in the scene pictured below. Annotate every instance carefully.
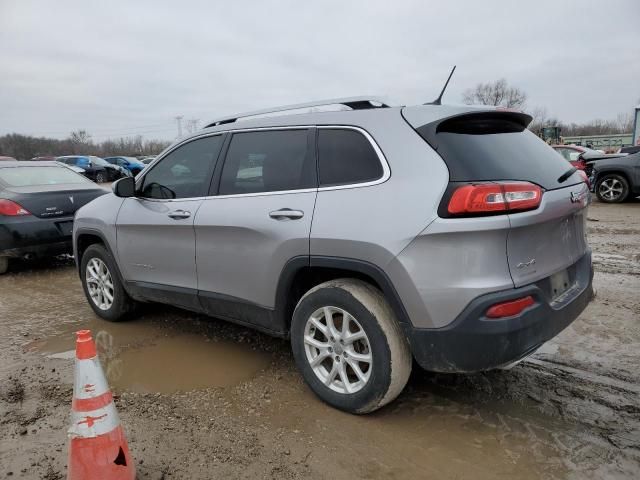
[0,166,91,187]
[414,112,572,190]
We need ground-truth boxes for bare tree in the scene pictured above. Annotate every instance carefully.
[462,78,527,109]
[528,106,561,134]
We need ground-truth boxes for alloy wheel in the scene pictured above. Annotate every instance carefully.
[303,306,372,394]
[85,258,114,311]
[598,178,623,201]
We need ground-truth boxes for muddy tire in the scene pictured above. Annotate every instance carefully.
[596,174,629,203]
[291,279,412,414]
[80,244,136,322]
[0,257,8,275]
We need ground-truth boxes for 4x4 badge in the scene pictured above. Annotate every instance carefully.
[570,191,585,204]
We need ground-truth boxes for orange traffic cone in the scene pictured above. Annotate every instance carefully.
[67,330,135,480]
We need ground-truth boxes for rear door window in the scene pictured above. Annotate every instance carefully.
[317,129,383,187]
[218,129,314,195]
[139,135,223,199]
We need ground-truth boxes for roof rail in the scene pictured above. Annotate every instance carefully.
[204,96,391,128]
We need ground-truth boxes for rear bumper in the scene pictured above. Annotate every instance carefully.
[0,215,74,258]
[408,250,594,372]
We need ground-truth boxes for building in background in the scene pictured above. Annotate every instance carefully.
[562,133,633,151]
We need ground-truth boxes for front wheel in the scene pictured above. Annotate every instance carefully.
[291,279,412,414]
[80,244,137,321]
[596,174,629,203]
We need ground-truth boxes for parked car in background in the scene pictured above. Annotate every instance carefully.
[55,161,86,175]
[0,156,17,162]
[552,145,603,169]
[618,145,640,155]
[139,156,156,165]
[552,145,627,177]
[74,98,593,414]
[56,155,127,183]
[0,161,106,274]
[590,152,640,203]
[104,156,146,175]
[30,156,57,161]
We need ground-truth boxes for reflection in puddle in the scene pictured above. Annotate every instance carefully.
[29,319,271,393]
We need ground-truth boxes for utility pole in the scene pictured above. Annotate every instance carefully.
[185,118,200,134]
[175,115,184,138]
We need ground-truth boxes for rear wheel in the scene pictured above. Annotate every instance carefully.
[95,172,107,183]
[80,244,136,321]
[291,279,412,414]
[0,257,8,275]
[596,174,629,203]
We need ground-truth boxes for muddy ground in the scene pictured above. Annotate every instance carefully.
[1,199,639,479]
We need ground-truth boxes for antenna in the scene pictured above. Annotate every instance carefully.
[427,65,456,105]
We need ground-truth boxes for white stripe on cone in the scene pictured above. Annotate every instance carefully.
[73,357,110,400]
[69,401,121,439]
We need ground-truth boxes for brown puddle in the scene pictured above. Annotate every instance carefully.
[27,317,271,393]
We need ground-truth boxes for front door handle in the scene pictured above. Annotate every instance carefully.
[168,209,191,220]
[269,208,304,220]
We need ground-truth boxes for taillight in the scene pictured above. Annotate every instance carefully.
[447,182,542,216]
[486,295,535,319]
[577,170,590,187]
[0,199,31,216]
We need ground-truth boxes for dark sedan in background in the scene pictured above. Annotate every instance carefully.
[0,161,106,274]
[56,155,128,183]
[590,152,640,203]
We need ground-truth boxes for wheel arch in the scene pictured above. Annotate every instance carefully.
[275,256,412,336]
[594,168,631,187]
[75,228,122,279]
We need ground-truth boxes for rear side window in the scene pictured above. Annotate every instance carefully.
[413,112,571,190]
[140,135,223,199]
[219,129,314,195]
[317,129,383,186]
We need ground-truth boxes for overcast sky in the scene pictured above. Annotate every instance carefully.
[1,0,639,141]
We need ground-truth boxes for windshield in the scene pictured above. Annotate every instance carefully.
[0,166,92,187]
[89,156,111,167]
[125,157,144,166]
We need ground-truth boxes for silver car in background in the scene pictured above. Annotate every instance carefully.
[73,97,593,413]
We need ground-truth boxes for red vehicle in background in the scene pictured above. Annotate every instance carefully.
[551,145,602,170]
[552,145,628,189]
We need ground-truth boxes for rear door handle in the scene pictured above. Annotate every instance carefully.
[168,209,191,220]
[269,208,304,220]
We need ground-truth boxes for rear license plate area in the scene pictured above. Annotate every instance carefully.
[56,221,74,236]
[549,269,573,302]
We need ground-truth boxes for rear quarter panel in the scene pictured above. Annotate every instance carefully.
[310,109,449,267]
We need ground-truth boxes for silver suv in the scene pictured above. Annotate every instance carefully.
[73,97,594,413]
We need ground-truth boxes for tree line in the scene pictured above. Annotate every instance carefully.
[462,79,636,137]
[0,130,171,160]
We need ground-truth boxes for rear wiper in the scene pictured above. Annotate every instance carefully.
[557,166,578,183]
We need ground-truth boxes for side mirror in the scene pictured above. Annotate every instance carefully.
[112,177,135,198]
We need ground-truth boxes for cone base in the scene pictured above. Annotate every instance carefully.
[67,425,135,480]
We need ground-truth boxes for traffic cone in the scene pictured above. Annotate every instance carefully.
[67,330,135,480]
